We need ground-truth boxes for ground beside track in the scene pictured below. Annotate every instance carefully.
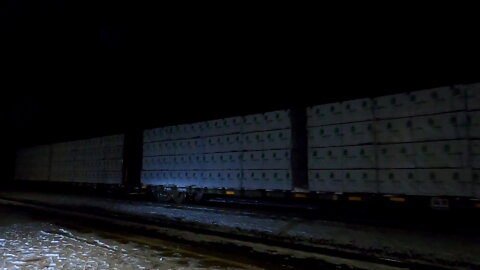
[0,190,479,269]
[0,205,256,269]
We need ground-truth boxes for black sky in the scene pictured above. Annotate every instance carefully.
[1,1,479,178]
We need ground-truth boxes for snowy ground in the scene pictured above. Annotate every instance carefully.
[0,191,479,268]
[0,205,244,270]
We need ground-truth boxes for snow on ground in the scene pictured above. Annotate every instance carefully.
[0,191,479,268]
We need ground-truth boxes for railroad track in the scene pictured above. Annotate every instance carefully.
[0,197,460,270]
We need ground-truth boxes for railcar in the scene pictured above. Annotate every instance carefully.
[14,83,480,209]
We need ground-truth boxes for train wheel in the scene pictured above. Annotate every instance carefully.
[171,190,187,204]
[193,190,205,203]
[153,187,171,202]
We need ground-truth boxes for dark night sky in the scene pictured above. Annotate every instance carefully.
[1,1,479,178]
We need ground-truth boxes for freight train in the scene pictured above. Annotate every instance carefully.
[14,83,480,209]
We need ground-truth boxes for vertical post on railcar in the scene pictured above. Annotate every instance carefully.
[291,107,308,191]
[123,128,143,188]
